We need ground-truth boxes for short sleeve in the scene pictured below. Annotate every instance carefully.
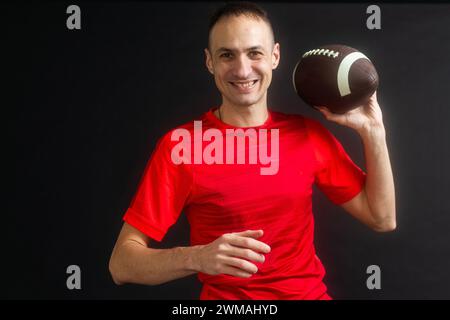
[305,118,366,205]
[122,131,193,241]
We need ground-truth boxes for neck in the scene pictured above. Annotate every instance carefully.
[215,100,269,128]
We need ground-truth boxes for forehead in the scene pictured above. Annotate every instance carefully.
[209,15,273,51]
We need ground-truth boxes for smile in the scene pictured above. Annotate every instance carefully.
[229,80,258,90]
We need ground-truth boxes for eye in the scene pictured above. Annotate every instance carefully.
[249,51,263,58]
[220,52,233,59]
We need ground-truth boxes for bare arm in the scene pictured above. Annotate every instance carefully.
[108,223,197,285]
[109,223,271,286]
[340,126,396,231]
[316,92,396,232]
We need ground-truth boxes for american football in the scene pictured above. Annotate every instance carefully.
[293,44,379,114]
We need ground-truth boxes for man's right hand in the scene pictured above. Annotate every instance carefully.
[192,229,271,278]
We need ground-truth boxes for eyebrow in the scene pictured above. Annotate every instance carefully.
[215,46,265,55]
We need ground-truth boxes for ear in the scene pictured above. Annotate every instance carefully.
[204,48,214,75]
[271,43,280,70]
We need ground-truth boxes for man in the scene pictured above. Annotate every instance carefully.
[109,2,396,300]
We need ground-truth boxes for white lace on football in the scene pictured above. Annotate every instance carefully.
[302,49,340,58]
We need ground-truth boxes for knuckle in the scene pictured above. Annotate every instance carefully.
[222,233,231,241]
[212,254,222,267]
[213,262,221,273]
[237,260,247,269]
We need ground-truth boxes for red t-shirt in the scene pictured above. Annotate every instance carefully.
[123,107,366,300]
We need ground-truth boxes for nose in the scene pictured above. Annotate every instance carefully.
[232,54,253,79]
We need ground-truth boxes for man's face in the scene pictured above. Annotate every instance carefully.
[205,15,280,109]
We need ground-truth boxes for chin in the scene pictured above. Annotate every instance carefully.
[230,95,263,107]
[232,100,259,108]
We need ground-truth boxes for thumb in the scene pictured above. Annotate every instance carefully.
[316,106,346,125]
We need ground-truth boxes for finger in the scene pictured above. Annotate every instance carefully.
[232,229,264,238]
[220,265,253,278]
[222,256,258,274]
[370,94,378,105]
[315,106,331,117]
[317,106,332,116]
[228,235,271,253]
[371,90,378,101]
[227,247,266,263]
[317,106,344,123]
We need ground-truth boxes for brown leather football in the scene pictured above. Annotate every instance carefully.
[293,44,379,114]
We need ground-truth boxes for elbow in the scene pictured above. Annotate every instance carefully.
[372,216,397,233]
[108,255,127,286]
[373,222,396,233]
[110,271,125,286]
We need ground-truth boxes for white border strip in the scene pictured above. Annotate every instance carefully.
[337,52,370,97]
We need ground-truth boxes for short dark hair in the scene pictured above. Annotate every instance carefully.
[207,2,275,49]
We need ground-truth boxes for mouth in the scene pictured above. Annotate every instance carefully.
[229,80,259,91]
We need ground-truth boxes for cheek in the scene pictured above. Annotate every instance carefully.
[214,70,231,90]
[214,67,231,83]
[255,61,272,75]
[257,66,272,85]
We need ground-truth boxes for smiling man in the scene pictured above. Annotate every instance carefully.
[109,2,396,300]
[205,9,278,123]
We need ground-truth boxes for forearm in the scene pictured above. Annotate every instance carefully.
[359,125,396,230]
[110,241,201,286]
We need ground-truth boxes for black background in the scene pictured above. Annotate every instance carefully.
[6,1,450,299]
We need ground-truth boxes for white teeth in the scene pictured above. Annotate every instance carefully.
[233,80,257,89]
